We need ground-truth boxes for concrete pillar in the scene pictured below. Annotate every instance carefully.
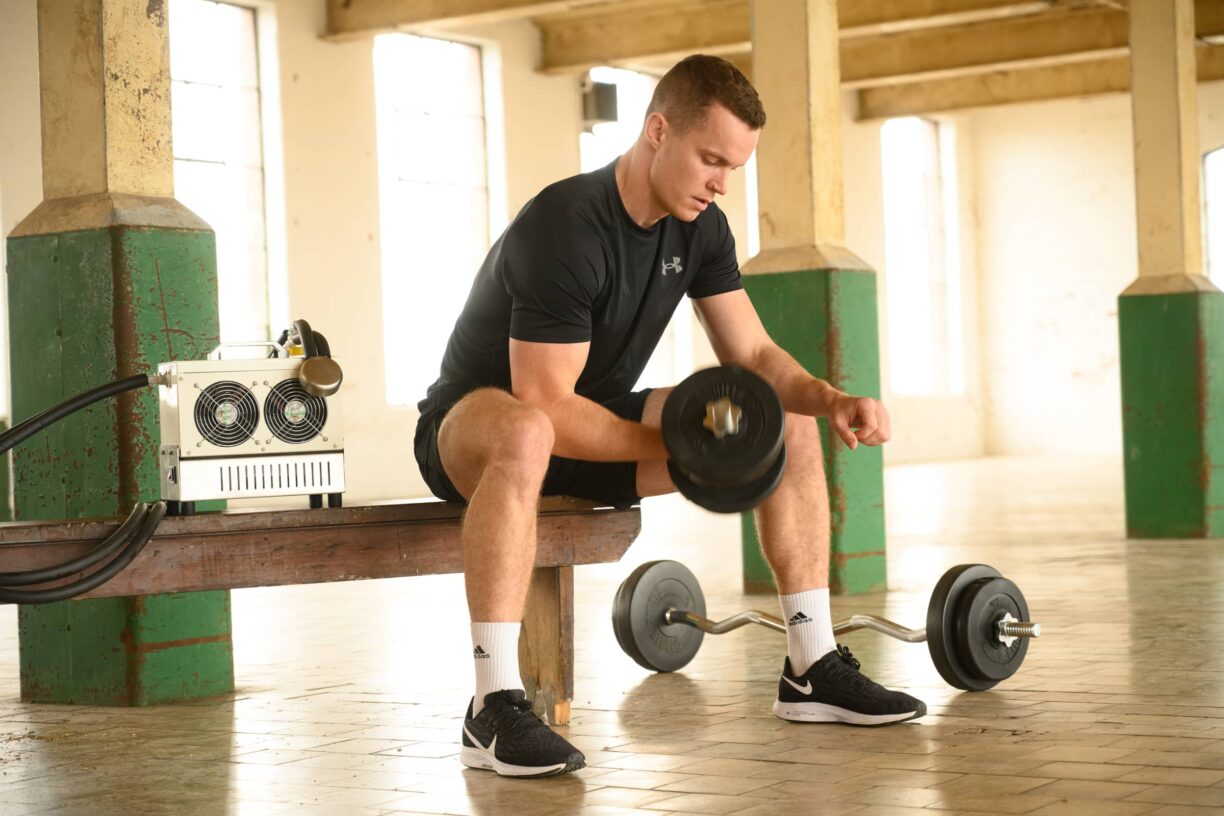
[740,0,885,594]
[1117,0,1224,537]
[7,0,233,704]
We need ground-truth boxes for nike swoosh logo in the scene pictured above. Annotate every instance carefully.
[464,723,497,755]
[783,676,813,695]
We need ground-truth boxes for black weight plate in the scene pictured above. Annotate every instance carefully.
[611,560,706,673]
[953,576,1030,683]
[668,444,787,514]
[926,563,1002,691]
[662,366,785,489]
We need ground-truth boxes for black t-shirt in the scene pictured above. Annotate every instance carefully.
[417,159,742,416]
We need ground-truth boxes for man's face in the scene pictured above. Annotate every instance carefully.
[648,103,759,222]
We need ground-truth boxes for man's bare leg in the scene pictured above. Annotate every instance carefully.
[439,388,554,622]
[436,388,585,776]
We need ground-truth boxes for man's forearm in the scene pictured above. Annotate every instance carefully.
[540,392,668,462]
[750,344,843,418]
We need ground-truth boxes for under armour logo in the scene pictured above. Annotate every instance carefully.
[661,257,683,276]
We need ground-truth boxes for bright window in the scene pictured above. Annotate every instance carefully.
[1206,147,1224,284]
[881,117,965,396]
[169,0,270,345]
[374,34,490,407]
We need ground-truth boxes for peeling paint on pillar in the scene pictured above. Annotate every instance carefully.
[739,268,887,596]
[7,225,233,705]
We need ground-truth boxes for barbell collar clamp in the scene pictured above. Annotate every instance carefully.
[702,397,742,440]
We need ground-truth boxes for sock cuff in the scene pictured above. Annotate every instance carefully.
[471,622,521,657]
[779,588,830,623]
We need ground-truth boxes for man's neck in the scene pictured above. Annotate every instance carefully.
[614,146,667,229]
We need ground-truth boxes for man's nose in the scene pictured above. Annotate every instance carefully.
[709,170,729,196]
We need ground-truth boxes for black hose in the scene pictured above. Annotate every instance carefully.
[0,501,166,605]
[293,319,318,358]
[0,374,149,457]
[0,502,147,586]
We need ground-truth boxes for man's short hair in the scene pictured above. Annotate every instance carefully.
[646,54,765,132]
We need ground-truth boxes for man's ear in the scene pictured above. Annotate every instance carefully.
[644,111,668,149]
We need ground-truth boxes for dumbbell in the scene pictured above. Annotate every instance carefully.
[662,366,787,513]
[612,560,1041,691]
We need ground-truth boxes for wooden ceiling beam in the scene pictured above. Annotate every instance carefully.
[856,42,1224,119]
[537,0,1222,83]
[325,0,608,40]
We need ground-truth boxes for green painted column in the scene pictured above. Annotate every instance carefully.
[6,0,234,705]
[741,0,886,594]
[1119,290,1224,538]
[1118,0,1223,538]
[740,268,885,593]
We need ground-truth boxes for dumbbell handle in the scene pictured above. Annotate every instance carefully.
[665,608,1040,644]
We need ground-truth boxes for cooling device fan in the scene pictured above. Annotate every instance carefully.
[156,348,345,505]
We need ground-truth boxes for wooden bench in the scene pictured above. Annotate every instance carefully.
[0,497,642,724]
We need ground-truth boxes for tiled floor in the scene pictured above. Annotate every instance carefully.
[2,455,1222,815]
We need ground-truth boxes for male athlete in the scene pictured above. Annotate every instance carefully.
[415,55,925,779]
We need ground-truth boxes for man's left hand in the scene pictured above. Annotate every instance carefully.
[827,393,891,450]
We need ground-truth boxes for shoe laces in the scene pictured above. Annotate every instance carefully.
[485,692,544,736]
[834,643,862,672]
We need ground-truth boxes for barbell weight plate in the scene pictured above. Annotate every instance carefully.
[667,443,787,514]
[661,366,786,490]
[926,563,1003,691]
[953,576,1030,684]
[611,560,706,673]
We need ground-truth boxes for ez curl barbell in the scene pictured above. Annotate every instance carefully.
[612,560,1041,691]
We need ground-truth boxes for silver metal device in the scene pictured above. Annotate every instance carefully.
[156,346,345,502]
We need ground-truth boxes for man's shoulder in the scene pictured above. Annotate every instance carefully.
[534,168,612,217]
[511,169,614,242]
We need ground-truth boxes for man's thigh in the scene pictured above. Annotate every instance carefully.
[416,388,547,502]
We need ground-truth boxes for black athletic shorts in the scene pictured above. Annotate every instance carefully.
[413,389,653,510]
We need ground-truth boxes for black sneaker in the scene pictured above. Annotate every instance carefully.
[773,645,927,726]
[460,690,586,778]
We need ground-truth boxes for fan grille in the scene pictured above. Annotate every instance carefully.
[265,379,328,444]
[193,381,258,447]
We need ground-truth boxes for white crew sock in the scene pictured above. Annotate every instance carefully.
[471,622,524,715]
[779,588,837,675]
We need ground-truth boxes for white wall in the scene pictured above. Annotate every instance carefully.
[843,96,987,464]
[968,81,1224,457]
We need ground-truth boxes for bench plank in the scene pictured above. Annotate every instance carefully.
[0,499,641,600]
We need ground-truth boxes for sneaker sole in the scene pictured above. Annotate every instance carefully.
[460,746,585,778]
[772,700,927,726]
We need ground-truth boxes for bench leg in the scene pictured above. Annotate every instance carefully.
[518,565,574,726]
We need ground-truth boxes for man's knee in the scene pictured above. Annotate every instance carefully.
[439,391,555,490]
[785,413,822,460]
[494,405,555,475]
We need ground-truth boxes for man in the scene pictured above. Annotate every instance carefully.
[414,55,926,779]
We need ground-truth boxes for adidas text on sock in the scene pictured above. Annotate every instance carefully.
[779,588,836,675]
[471,622,523,715]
